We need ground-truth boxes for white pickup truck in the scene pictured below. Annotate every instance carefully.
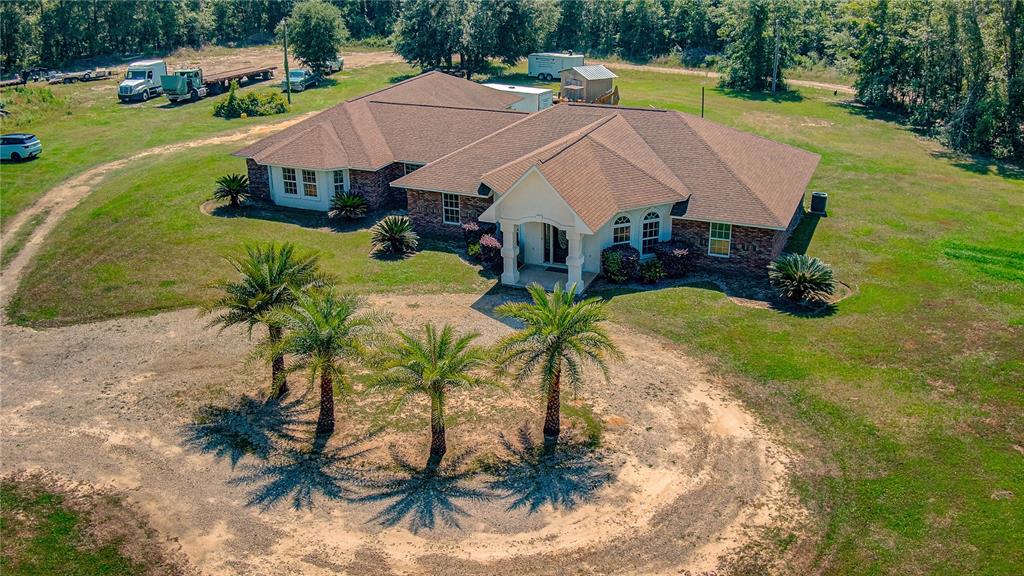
[118,59,167,102]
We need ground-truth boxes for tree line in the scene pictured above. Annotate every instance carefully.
[1,0,1020,160]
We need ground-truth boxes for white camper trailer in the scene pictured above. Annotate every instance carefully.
[527,52,585,81]
[482,84,554,112]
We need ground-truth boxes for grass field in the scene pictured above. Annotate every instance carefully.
[0,60,415,229]
[4,59,1023,575]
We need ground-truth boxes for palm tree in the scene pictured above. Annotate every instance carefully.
[372,324,492,461]
[270,290,384,437]
[202,243,328,399]
[213,173,250,208]
[494,283,622,440]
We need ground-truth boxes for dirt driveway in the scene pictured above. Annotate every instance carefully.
[165,46,402,76]
[1,291,804,575]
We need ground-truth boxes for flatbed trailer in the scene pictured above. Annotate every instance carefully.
[55,69,114,84]
[162,65,277,103]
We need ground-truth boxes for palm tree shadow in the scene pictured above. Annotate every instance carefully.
[485,427,613,514]
[353,448,491,533]
[228,435,372,511]
[181,396,313,468]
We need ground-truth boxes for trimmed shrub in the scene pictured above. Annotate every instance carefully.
[768,253,836,301]
[329,191,368,219]
[213,81,288,119]
[600,245,640,283]
[467,242,481,259]
[478,234,502,269]
[370,215,418,255]
[638,259,666,284]
[652,241,691,278]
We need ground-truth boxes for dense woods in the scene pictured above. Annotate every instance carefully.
[0,0,1020,160]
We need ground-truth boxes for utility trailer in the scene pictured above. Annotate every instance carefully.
[161,65,277,103]
[54,69,114,84]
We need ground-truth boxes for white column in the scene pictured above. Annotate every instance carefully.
[500,219,519,285]
[565,229,583,291]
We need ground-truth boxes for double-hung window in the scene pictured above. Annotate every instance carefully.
[612,216,631,245]
[333,170,347,195]
[709,222,732,256]
[641,212,660,254]
[442,193,460,225]
[282,167,297,195]
[302,170,318,197]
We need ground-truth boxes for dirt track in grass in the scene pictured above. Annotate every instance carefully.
[1,291,807,575]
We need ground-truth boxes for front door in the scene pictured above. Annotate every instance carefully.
[543,223,569,265]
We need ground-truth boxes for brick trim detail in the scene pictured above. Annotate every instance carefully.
[671,209,801,275]
[246,159,269,200]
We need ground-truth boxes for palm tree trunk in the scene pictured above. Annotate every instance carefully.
[268,325,287,399]
[230,194,240,208]
[430,393,446,458]
[543,368,561,439]
[316,372,335,436]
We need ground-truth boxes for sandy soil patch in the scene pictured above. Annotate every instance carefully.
[165,46,402,76]
[592,59,854,94]
[2,291,807,575]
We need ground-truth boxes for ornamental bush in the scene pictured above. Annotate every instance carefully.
[652,241,691,278]
[478,234,502,269]
[638,259,666,284]
[600,245,640,283]
[213,81,288,119]
[370,215,418,255]
[462,220,496,247]
[768,253,836,302]
[329,191,367,219]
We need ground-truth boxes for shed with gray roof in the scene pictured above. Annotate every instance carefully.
[560,65,618,103]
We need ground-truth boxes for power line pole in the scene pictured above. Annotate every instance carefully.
[771,16,780,94]
[701,85,705,118]
[283,17,292,105]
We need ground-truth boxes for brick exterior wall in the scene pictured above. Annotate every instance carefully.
[407,189,493,238]
[671,218,789,274]
[246,159,269,200]
[351,162,407,210]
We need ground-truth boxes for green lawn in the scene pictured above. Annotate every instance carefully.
[1,479,143,575]
[0,60,416,229]
[5,62,1024,574]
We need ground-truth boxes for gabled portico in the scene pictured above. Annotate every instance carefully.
[479,166,595,291]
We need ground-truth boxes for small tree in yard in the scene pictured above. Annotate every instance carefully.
[279,0,348,75]
[202,243,329,399]
[768,253,836,302]
[372,324,492,462]
[213,173,249,208]
[268,290,385,437]
[495,283,622,441]
[329,191,368,220]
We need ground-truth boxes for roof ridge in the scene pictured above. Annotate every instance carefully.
[585,127,690,199]
[672,111,781,226]
[477,114,615,184]
[346,70,443,103]
[567,102,669,112]
[253,123,320,161]
[365,100,528,114]
[538,115,619,164]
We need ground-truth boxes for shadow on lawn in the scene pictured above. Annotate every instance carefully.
[484,427,612,514]
[718,86,804,103]
[353,448,491,533]
[181,395,313,468]
[207,201,393,234]
[228,435,373,511]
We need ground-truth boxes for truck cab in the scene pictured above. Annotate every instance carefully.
[161,69,206,103]
[118,59,167,102]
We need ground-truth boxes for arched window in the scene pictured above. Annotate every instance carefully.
[612,215,631,245]
[642,212,660,254]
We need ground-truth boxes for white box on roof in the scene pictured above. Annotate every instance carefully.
[483,83,554,112]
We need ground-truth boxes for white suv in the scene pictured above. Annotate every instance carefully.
[1,133,42,161]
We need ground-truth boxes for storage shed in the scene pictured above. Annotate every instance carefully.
[560,65,617,103]
[482,84,553,112]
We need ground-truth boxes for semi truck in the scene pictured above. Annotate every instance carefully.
[118,59,167,102]
[160,66,277,103]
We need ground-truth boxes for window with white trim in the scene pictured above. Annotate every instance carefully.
[709,222,732,256]
[612,216,631,245]
[333,170,347,195]
[302,170,318,197]
[282,167,297,195]
[442,193,460,225]
[641,212,660,254]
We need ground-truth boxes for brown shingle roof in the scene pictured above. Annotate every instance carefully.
[395,103,820,229]
[234,71,526,170]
